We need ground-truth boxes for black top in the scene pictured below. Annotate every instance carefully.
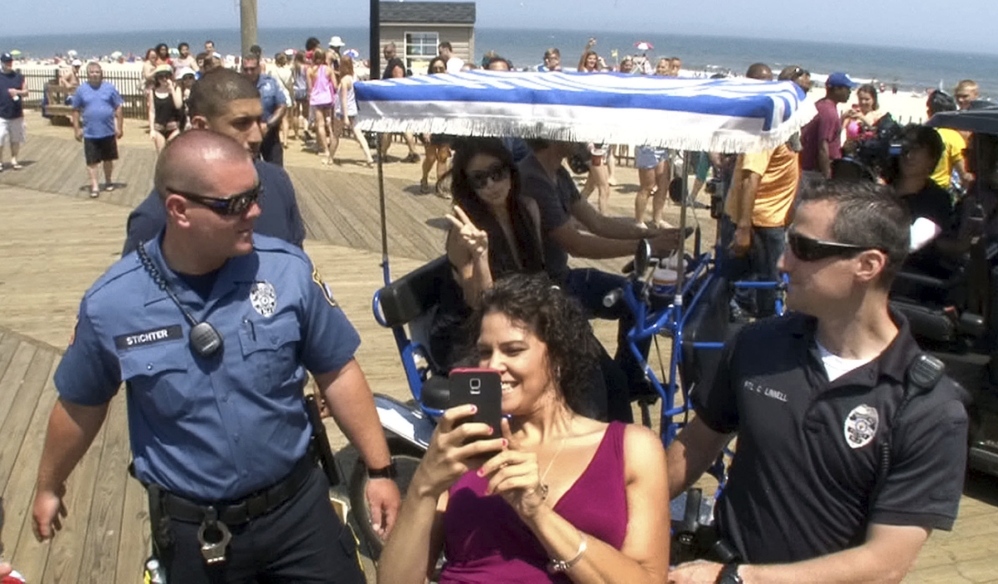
[694,311,968,563]
[0,70,25,119]
[153,90,183,126]
[898,181,954,278]
[899,181,953,232]
[518,154,581,284]
[122,160,306,256]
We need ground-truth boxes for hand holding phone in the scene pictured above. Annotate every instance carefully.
[449,368,503,440]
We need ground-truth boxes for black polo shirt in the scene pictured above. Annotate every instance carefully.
[518,154,580,284]
[694,311,968,564]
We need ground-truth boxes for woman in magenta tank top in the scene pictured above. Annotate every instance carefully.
[378,275,671,584]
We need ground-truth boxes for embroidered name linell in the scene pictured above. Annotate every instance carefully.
[744,379,788,402]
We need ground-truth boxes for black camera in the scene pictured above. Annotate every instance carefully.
[568,143,592,175]
[840,114,904,182]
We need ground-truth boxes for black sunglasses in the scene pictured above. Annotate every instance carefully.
[169,183,261,216]
[786,231,883,262]
[467,162,510,190]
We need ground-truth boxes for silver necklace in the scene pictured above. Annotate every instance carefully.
[537,432,569,501]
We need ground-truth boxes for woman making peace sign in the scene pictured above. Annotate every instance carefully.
[428,138,546,372]
[379,275,671,583]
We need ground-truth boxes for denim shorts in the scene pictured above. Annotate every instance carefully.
[636,146,669,169]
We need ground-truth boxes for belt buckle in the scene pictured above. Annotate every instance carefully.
[197,507,232,566]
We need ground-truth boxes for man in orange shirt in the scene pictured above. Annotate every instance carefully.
[721,64,800,319]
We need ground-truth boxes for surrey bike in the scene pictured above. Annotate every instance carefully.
[344,69,814,560]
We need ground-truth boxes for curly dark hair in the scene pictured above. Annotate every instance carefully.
[468,273,601,415]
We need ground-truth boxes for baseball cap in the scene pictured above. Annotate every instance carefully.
[174,66,196,80]
[153,63,173,76]
[0,53,13,62]
[328,36,345,48]
[71,59,83,67]
[826,72,858,88]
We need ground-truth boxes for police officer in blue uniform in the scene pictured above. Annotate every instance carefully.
[242,53,286,168]
[33,130,400,583]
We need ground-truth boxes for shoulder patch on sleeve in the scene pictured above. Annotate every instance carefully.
[312,266,337,307]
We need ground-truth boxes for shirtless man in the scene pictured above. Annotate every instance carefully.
[955,80,979,111]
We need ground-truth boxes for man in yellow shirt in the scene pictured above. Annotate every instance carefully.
[927,91,972,189]
[723,144,800,318]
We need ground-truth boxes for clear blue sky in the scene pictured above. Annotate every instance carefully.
[7,0,997,54]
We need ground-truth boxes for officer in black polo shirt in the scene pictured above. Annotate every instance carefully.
[668,181,968,584]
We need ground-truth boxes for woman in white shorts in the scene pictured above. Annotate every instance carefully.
[327,56,373,166]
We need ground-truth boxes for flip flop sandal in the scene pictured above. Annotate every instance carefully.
[104,184,115,192]
[90,189,100,198]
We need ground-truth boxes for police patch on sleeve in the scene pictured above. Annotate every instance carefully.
[311,266,338,308]
[250,281,278,317]
[843,404,879,449]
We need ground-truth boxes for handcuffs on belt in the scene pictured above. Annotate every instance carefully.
[197,507,233,565]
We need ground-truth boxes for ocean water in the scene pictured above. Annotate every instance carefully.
[6,26,997,97]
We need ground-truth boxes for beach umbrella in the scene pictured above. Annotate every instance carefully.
[354,70,814,153]
[9,50,21,57]
[344,48,361,60]
[634,41,654,52]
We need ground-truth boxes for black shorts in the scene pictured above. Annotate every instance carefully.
[83,136,119,165]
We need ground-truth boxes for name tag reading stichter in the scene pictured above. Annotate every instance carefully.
[114,325,184,350]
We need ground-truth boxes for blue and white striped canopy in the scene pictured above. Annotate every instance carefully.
[355,71,816,153]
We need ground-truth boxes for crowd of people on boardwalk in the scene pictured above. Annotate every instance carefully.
[2,30,997,584]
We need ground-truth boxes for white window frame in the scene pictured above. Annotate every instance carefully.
[404,31,440,73]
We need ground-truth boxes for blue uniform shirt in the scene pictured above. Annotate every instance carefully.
[72,82,124,139]
[55,234,360,500]
[256,74,284,123]
[121,160,306,256]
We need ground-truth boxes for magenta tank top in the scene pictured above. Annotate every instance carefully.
[309,65,335,106]
[439,421,629,584]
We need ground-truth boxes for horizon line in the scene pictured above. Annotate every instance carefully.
[6,25,997,59]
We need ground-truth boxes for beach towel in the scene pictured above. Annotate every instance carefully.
[355,71,816,154]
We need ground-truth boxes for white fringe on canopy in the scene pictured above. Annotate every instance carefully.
[355,71,817,154]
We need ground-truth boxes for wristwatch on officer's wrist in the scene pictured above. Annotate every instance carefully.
[718,562,743,584]
[367,462,397,479]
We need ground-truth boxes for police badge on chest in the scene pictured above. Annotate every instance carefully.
[250,281,277,317]
[843,404,879,449]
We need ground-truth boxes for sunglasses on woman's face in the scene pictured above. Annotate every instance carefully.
[168,183,261,216]
[467,163,510,190]
[786,231,882,262]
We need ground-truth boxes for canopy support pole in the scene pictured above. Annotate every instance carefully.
[674,151,691,311]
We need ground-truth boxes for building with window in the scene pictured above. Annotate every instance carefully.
[380,1,476,75]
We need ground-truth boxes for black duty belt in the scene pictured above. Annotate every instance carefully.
[162,454,316,526]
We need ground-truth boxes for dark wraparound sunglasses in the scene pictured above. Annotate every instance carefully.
[168,183,261,216]
[786,231,885,262]
[467,163,511,190]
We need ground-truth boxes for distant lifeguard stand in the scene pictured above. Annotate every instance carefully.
[379,1,476,75]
